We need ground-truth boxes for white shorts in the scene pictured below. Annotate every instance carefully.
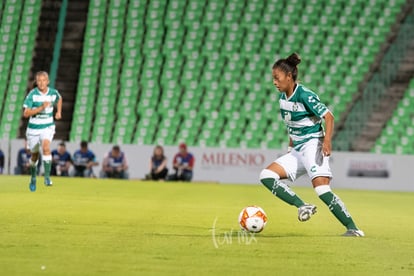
[274,138,332,181]
[26,126,55,153]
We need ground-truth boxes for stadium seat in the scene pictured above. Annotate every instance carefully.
[374,79,414,155]
[0,0,40,139]
[67,0,407,149]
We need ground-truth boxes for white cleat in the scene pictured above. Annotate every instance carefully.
[342,229,365,237]
[298,204,317,222]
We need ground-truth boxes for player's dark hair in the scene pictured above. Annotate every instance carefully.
[59,142,66,147]
[153,145,165,160]
[272,53,301,81]
[112,145,120,151]
[80,141,88,148]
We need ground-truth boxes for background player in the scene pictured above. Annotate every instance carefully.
[23,71,62,191]
[167,143,195,182]
[101,145,129,179]
[72,141,99,177]
[51,142,72,176]
[146,145,169,181]
[259,53,364,237]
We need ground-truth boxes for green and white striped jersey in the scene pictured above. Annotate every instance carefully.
[279,84,330,148]
[23,87,61,129]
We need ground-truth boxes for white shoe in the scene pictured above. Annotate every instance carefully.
[342,229,365,237]
[298,204,317,222]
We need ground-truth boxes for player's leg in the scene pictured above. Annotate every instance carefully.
[26,133,41,191]
[41,139,53,186]
[84,165,96,178]
[167,172,178,181]
[122,170,129,179]
[313,178,364,236]
[160,168,168,180]
[150,170,158,180]
[260,153,310,210]
[51,163,57,176]
[84,168,91,177]
[303,140,364,236]
[182,171,192,181]
[29,152,40,191]
[41,126,55,186]
[74,166,83,177]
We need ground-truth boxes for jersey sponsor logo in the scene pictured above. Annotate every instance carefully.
[279,100,306,112]
[34,114,50,119]
[33,95,57,103]
[290,129,302,135]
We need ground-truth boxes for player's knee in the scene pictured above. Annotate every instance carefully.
[42,145,51,155]
[260,169,280,182]
[31,152,39,160]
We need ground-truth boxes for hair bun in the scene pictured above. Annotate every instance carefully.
[286,53,301,66]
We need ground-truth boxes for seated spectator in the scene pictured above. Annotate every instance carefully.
[145,145,168,180]
[100,145,129,179]
[51,142,71,176]
[72,141,99,177]
[167,143,195,182]
[14,140,41,175]
[0,148,4,174]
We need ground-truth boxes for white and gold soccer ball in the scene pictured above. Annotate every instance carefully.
[238,206,268,233]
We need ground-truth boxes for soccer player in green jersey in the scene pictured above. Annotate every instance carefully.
[260,53,364,237]
[23,71,62,192]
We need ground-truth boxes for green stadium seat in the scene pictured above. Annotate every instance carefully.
[66,0,407,149]
[0,0,41,138]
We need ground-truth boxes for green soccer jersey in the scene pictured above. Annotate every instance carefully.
[23,87,61,129]
[279,84,330,148]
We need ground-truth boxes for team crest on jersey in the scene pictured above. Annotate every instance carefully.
[292,102,299,111]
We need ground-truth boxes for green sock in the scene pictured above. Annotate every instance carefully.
[30,164,37,178]
[44,161,51,178]
[261,178,304,208]
[319,192,357,230]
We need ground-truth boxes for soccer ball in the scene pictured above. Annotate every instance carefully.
[238,206,268,233]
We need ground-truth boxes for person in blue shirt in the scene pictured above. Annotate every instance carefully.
[72,141,99,177]
[167,143,195,182]
[146,145,168,180]
[101,145,129,179]
[15,146,31,175]
[51,142,71,176]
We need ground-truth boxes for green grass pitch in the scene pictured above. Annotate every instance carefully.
[0,175,413,275]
